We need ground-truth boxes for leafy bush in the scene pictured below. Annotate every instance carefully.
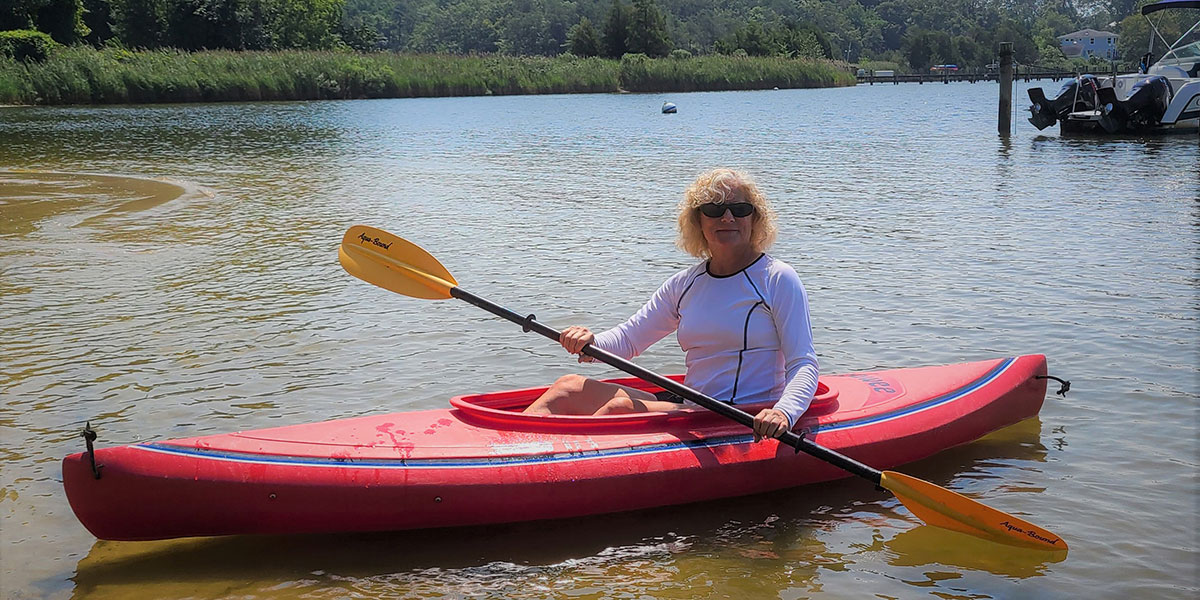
[0,30,62,62]
[669,49,692,59]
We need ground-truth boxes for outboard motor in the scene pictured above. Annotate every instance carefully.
[1028,75,1101,130]
[1096,75,1172,133]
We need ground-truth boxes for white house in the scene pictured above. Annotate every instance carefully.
[1058,29,1119,60]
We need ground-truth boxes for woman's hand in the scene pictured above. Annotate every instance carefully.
[752,408,790,442]
[559,326,596,363]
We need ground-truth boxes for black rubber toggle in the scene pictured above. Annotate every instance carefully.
[82,422,102,479]
[522,314,537,333]
[1036,375,1071,396]
[792,428,808,454]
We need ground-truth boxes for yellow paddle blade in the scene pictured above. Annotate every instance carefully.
[880,471,1067,551]
[339,225,458,300]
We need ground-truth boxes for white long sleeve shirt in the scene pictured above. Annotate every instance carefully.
[592,254,819,426]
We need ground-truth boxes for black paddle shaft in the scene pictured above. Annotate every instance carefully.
[449,286,884,485]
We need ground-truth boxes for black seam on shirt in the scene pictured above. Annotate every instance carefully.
[730,300,764,403]
[704,253,766,279]
[676,270,706,314]
[741,269,771,314]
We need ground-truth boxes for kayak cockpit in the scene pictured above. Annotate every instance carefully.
[449,375,839,431]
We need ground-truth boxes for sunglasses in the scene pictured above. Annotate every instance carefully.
[698,202,754,218]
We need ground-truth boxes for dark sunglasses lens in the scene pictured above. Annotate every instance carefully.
[699,203,754,218]
[729,203,754,217]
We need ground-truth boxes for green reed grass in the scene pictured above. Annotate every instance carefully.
[619,54,854,92]
[0,47,854,105]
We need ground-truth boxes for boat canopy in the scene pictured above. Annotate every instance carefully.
[1143,0,1200,15]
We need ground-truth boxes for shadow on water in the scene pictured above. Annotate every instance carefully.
[67,417,1062,597]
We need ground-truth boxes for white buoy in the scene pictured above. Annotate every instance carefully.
[662,102,677,114]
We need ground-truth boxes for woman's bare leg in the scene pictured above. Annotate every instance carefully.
[523,374,683,415]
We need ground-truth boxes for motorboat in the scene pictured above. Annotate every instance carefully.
[1028,0,1200,134]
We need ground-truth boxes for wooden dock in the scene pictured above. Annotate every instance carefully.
[856,70,1090,85]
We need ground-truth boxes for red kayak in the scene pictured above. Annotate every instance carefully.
[63,354,1049,541]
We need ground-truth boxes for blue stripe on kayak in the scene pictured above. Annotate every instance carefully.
[134,357,1017,469]
[135,433,755,468]
[810,356,1016,434]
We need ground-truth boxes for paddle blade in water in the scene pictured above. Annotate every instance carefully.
[339,225,457,299]
[880,471,1067,551]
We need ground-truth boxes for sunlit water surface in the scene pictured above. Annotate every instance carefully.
[1,82,1197,599]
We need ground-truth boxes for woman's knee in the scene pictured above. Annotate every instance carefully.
[595,396,636,415]
[525,374,591,415]
[547,374,588,397]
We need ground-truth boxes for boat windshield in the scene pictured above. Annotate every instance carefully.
[1148,6,1200,68]
[1157,38,1200,67]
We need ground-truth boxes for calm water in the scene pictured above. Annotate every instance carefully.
[1,82,1197,599]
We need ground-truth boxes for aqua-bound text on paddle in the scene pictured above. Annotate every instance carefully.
[359,233,393,249]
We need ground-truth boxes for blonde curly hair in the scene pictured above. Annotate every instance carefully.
[676,168,778,259]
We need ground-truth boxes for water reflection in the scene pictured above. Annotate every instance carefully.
[884,526,1066,579]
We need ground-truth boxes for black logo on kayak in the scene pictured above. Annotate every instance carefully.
[998,520,1062,546]
[359,232,393,250]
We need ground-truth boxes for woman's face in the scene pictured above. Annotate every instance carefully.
[699,188,755,257]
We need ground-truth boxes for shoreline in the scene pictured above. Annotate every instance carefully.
[0,84,850,108]
[0,48,856,106]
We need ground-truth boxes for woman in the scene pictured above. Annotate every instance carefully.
[523,168,819,441]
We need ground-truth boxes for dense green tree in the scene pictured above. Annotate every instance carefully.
[112,0,167,48]
[2,0,90,43]
[496,0,575,55]
[340,14,383,51]
[1116,5,1196,68]
[782,21,832,59]
[1078,0,1141,22]
[0,1,37,30]
[568,17,602,56]
[82,0,115,45]
[902,28,953,69]
[407,0,499,53]
[164,0,241,49]
[951,34,984,66]
[989,18,1039,64]
[626,0,671,56]
[39,0,90,42]
[602,0,631,57]
[12,0,1111,70]
[715,21,772,55]
[270,0,345,48]
[715,20,831,59]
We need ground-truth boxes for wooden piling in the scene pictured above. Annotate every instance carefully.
[998,42,1013,137]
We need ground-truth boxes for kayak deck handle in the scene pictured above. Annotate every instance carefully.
[82,422,102,480]
[1036,375,1071,396]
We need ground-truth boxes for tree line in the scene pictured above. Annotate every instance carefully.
[1,0,1173,69]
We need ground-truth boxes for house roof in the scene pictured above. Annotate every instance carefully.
[1058,29,1118,40]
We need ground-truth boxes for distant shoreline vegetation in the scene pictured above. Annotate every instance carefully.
[0,47,855,106]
